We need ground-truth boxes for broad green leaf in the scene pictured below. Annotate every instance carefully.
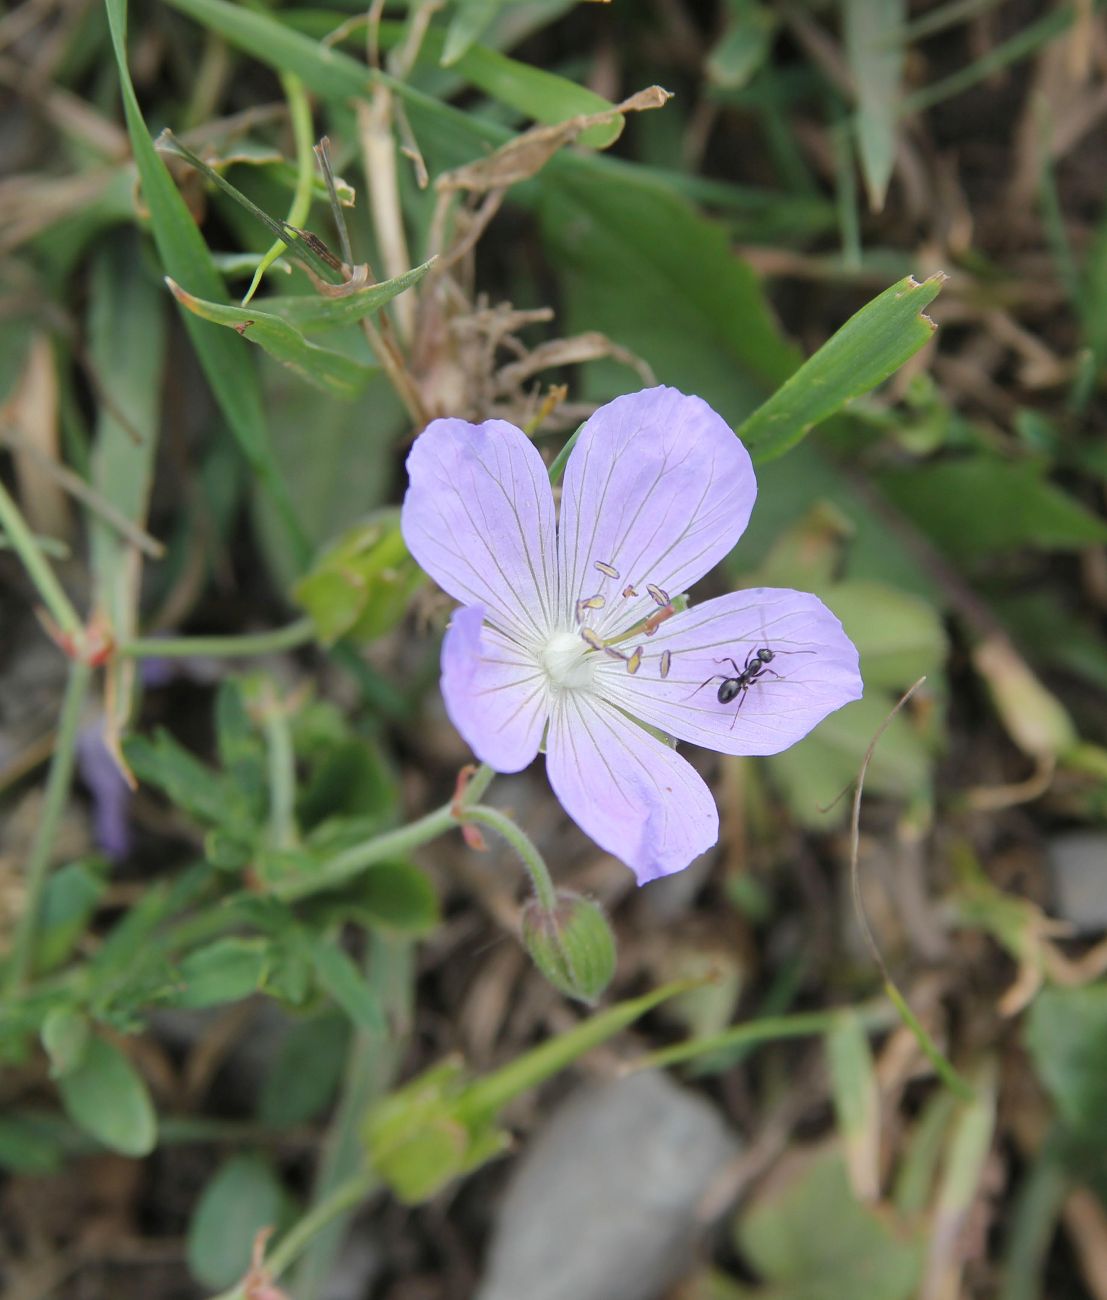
[827,1011,880,1201]
[822,581,947,691]
[878,456,1107,558]
[443,0,503,64]
[1026,986,1107,1145]
[307,933,386,1032]
[358,863,439,935]
[258,1013,349,1127]
[262,261,435,332]
[165,279,375,399]
[36,860,107,972]
[173,938,269,1009]
[736,274,944,462]
[187,1154,293,1288]
[104,0,308,563]
[537,162,799,424]
[843,0,905,211]
[57,1034,157,1157]
[767,694,933,829]
[0,1115,65,1174]
[735,1147,924,1300]
[41,1006,91,1077]
[124,731,250,831]
[87,235,167,756]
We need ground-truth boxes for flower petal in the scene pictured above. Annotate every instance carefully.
[556,387,756,637]
[596,588,863,756]
[402,417,557,649]
[545,690,718,884]
[442,605,550,773]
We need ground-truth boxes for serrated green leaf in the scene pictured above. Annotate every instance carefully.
[736,274,944,462]
[57,1034,157,1157]
[124,731,248,831]
[187,1154,293,1288]
[165,279,375,398]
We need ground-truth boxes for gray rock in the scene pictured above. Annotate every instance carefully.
[1048,832,1107,933]
[477,1070,740,1300]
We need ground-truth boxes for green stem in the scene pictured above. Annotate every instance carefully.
[0,477,83,641]
[262,696,297,851]
[209,1169,379,1300]
[271,763,495,902]
[5,659,93,993]
[118,618,316,659]
[463,803,557,912]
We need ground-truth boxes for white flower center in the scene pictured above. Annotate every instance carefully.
[541,630,598,693]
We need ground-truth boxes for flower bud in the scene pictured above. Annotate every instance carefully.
[520,891,616,1004]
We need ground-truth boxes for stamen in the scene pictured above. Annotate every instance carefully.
[622,584,638,598]
[644,604,675,636]
[660,650,671,679]
[594,560,619,579]
[575,594,605,623]
[626,646,643,675]
[646,584,670,608]
[580,627,605,651]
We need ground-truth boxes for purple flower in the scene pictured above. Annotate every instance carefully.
[401,387,862,884]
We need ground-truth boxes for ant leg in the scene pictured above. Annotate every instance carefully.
[686,675,722,701]
[714,657,744,676]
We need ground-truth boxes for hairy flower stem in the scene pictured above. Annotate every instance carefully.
[5,658,93,994]
[462,804,558,914]
[271,763,496,902]
[209,1169,379,1300]
[118,618,317,659]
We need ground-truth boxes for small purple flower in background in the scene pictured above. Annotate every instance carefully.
[401,386,862,884]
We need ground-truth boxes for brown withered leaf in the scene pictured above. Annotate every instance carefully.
[437,85,673,194]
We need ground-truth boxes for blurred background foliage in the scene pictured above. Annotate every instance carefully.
[3,0,1107,1297]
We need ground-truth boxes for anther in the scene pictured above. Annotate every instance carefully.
[575,594,606,623]
[646,584,670,608]
[626,646,643,675]
[660,650,672,679]
[580,627,605,651]
[594,561,619,579]
[622,585,638,599]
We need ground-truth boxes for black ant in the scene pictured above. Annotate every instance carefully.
[690,646,814,726]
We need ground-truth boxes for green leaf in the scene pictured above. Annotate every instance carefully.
[87,234,167,747]
[187,1154,293,1288]
[307,933,386,1032]
[736,274,944,462]
[735,1147,924,1300]
[708,1,778,89]
[0,1115,65,1174]
[262,260,434,332]
[104,0,308,564]
[766,694,933,829]
[165,279,375,398]
[537,162,799,425]
[36,860,107,973]
[1026,986,1107,1145]
[56,1034,157,1157]
[124,730,251,831]
[843,0,905,211]
[443,0,503,64]
[827,1011,880,1201]
[878,456,1107,558]
[258,1013,349,1128]
[358,863,439,935]
[173,939,269,1009]
[41,1006,91,1078]
[821,581,947,691]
